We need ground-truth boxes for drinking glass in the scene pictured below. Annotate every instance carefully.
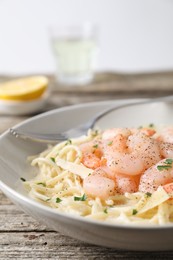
[50,23,98,85]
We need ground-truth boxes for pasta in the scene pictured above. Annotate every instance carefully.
[23,127,173,225]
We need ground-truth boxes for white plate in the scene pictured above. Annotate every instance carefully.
[1,99,173,251]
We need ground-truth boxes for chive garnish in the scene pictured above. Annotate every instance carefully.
[93,144,98,148]
[107,141,113,146]
[165,159,173,165]
[74,194,87,201]
[56,197,62,203]
[20,177,26,182]
[92,130,98,136]
[50,157,56,163]
[104,208,108,214]
[37,182,46,187]
[157,165,172,171]
[149,123,154,128]
[65,139,72,145]
[132,209,138,215]
[145,192,152,197]
[157,158,173,171]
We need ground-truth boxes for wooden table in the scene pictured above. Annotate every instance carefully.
[1,72,173,259]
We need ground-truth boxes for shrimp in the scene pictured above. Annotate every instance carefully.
[83,167,139,199]
[102,127,155,140]
[115,173,139,194]
[102,128,131,140]
[83,167,116,199]
[157,127,173,143]
[139,159,173,193]
[131,127,156,137]
[140,128,156,137]
[159,142,173,158]
[163,182,173,194]
[79,140,103,169]
[102,133,143,175]
[103,131,161,176]
[128,132,161,170]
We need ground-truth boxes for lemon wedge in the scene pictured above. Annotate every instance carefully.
[0,76,48,101]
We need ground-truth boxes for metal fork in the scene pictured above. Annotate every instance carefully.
[9,95,173,142]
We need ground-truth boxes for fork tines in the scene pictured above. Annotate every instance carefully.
[10,128,19,138]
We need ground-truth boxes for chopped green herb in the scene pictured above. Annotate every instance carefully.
[107,141,113,146]
[93,144,98,148]
[132,209,138,215]
[74,194,87,201]
[157,159,173,171]
[56,197,62,203]
[88,173,92,176]
[50,157,56,163]
[37,182,46,187]
[92,130,98,136]
[157,165,172,171]
[65,139,72,145]
[104,208,108,214]
[165,159,173,165]
[145,192,152,197]
[46,198,51,202]
[149,123,154,128]
[20,177,26,182]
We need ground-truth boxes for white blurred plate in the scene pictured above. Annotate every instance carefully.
[0,91,49,115]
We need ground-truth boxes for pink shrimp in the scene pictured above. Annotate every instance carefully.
[157,127,173,143]
[139,158,173,193]
[115,173,139,194]
[159,142,173,159]
[128,132,161,170]
[131,127,156,137]
[102,127,155,141]
[79,140,103,170]
[103,131,161,176]
[102,134,143,176]
[102,128,131,140]
[163,182,173,194]
[83,167,116,199]
[83,167,139,199]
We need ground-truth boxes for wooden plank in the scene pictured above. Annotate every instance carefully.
[1,72,173,94]
[0,204,48,232]
[1,231,173,259]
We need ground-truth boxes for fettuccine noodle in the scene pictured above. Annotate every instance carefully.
[23,127,173,225]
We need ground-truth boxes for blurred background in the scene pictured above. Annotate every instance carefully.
[0,0,173,75]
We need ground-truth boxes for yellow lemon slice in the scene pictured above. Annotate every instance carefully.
[0,76,48,101]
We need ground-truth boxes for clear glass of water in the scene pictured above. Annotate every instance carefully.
[50,23,98,85]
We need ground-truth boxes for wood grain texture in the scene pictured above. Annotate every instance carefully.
[1,72,173,259]
[2,71,173,94]
[1,230,173,259]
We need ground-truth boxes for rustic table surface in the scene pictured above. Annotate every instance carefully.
[1,72,173,259]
